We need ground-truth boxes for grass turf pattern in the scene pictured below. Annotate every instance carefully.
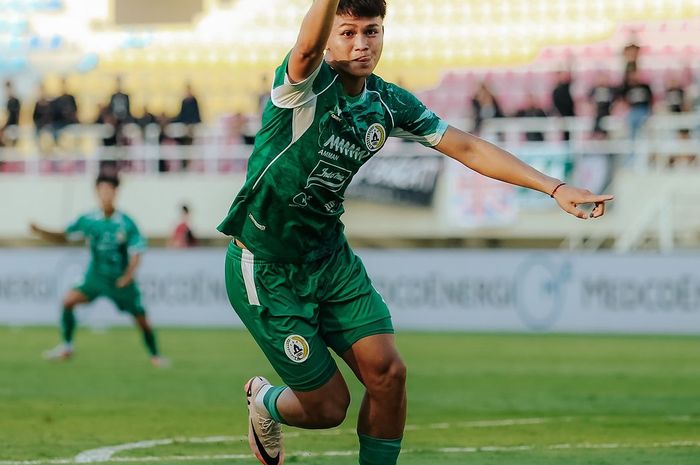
[0,327,698,464]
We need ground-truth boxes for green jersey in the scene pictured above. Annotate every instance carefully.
[218,53,448,262]
[65,210,147,280]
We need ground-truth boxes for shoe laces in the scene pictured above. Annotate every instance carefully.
[258,417,281,450]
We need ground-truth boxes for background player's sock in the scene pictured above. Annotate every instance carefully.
[61,307,76,345]
[141,328,159,356]
[255,384,288,424]
[358,434,402,465]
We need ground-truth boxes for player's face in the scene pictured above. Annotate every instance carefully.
[96,182,117,209]
[326,15,384,79]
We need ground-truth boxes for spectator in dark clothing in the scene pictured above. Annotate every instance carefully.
[3,80,21,147]
[620,69,653,141]
[515,93,547,141]
[552,71,576,141]
[471,82,503,135]
[552,71,576,117]
[94,104,118,147]
[665,77,686,113]
[173,83,201,169]
[588,72,616,135]
[108,76,132,124]
[4,80,21,127]
[50,78,78,142]
[32,84,52,137]
[176,82,202,126]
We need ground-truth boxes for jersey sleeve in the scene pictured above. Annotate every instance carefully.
[125,216,147,255]
[270,51,337,109]
[64,215,88,241]
[388,86,449,147]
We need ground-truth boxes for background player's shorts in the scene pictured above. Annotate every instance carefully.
[225,239,394,392]
[75,273,147,316]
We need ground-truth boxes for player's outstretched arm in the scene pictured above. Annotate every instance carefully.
[288,0,340,83]
[434,126,614,219]
[29,222,68,243]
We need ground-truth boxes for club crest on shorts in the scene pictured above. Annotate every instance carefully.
[365,123,386,152]
[284,335,309,363]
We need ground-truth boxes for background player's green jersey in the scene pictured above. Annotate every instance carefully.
[65,210,147,280]
[218,53,448,262]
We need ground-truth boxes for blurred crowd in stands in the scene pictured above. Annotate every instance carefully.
[0,76,205,150]
[470,38,696,145]
[0,38,698,172]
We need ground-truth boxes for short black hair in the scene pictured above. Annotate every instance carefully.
[337,0,386,19]
[95,174,120,189]
[182,204,190,214]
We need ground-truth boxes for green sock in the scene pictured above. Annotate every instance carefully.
[358,434,402,465]
[262,385,288,425]
[61,307,76,344]
[141,328,159,357]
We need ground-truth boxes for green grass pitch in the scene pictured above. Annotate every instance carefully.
[1,327,699,465]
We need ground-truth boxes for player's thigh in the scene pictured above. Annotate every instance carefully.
[67,275,102,306]
[109,282,147,316]
[224,245,337,392]
[63,288,91,308]
[319,244,395,356]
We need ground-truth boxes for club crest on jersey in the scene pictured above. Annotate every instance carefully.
[365,123,387,152]
[284,335,309,363]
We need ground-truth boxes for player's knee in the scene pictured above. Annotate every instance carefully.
[365,357,407,396]
[62,298,76,309]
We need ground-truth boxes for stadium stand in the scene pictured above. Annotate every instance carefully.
[1,0,699,251]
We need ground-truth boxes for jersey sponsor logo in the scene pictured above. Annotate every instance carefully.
[365,123,387,152]
[284,335,309,363]
[306,160,352,192]
[322,134,371,161]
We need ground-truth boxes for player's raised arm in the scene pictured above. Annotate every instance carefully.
[29,223,68,243]
[288,0,341,83]
[434,126,614,219]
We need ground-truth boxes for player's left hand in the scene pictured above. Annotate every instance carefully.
[553,185,614,220]
[116,275,133,288]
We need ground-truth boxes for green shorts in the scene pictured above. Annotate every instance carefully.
[75,273,146,316]
[225,239,393,392]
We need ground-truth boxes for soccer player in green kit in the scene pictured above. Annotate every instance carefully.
[30,174,165,367]
[218,1,613,464]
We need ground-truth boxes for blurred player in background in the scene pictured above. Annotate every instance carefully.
[218,1,614,464]
[30,174,166,367]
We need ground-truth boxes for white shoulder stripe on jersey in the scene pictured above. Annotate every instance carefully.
[252,76,337,191]
[271,62,338,109]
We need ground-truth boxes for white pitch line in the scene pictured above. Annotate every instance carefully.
[76,418,551,463]
[3,416,698,465]
[5,441,700,465]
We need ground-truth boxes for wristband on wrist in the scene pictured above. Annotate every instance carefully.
[550,182,566,198]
